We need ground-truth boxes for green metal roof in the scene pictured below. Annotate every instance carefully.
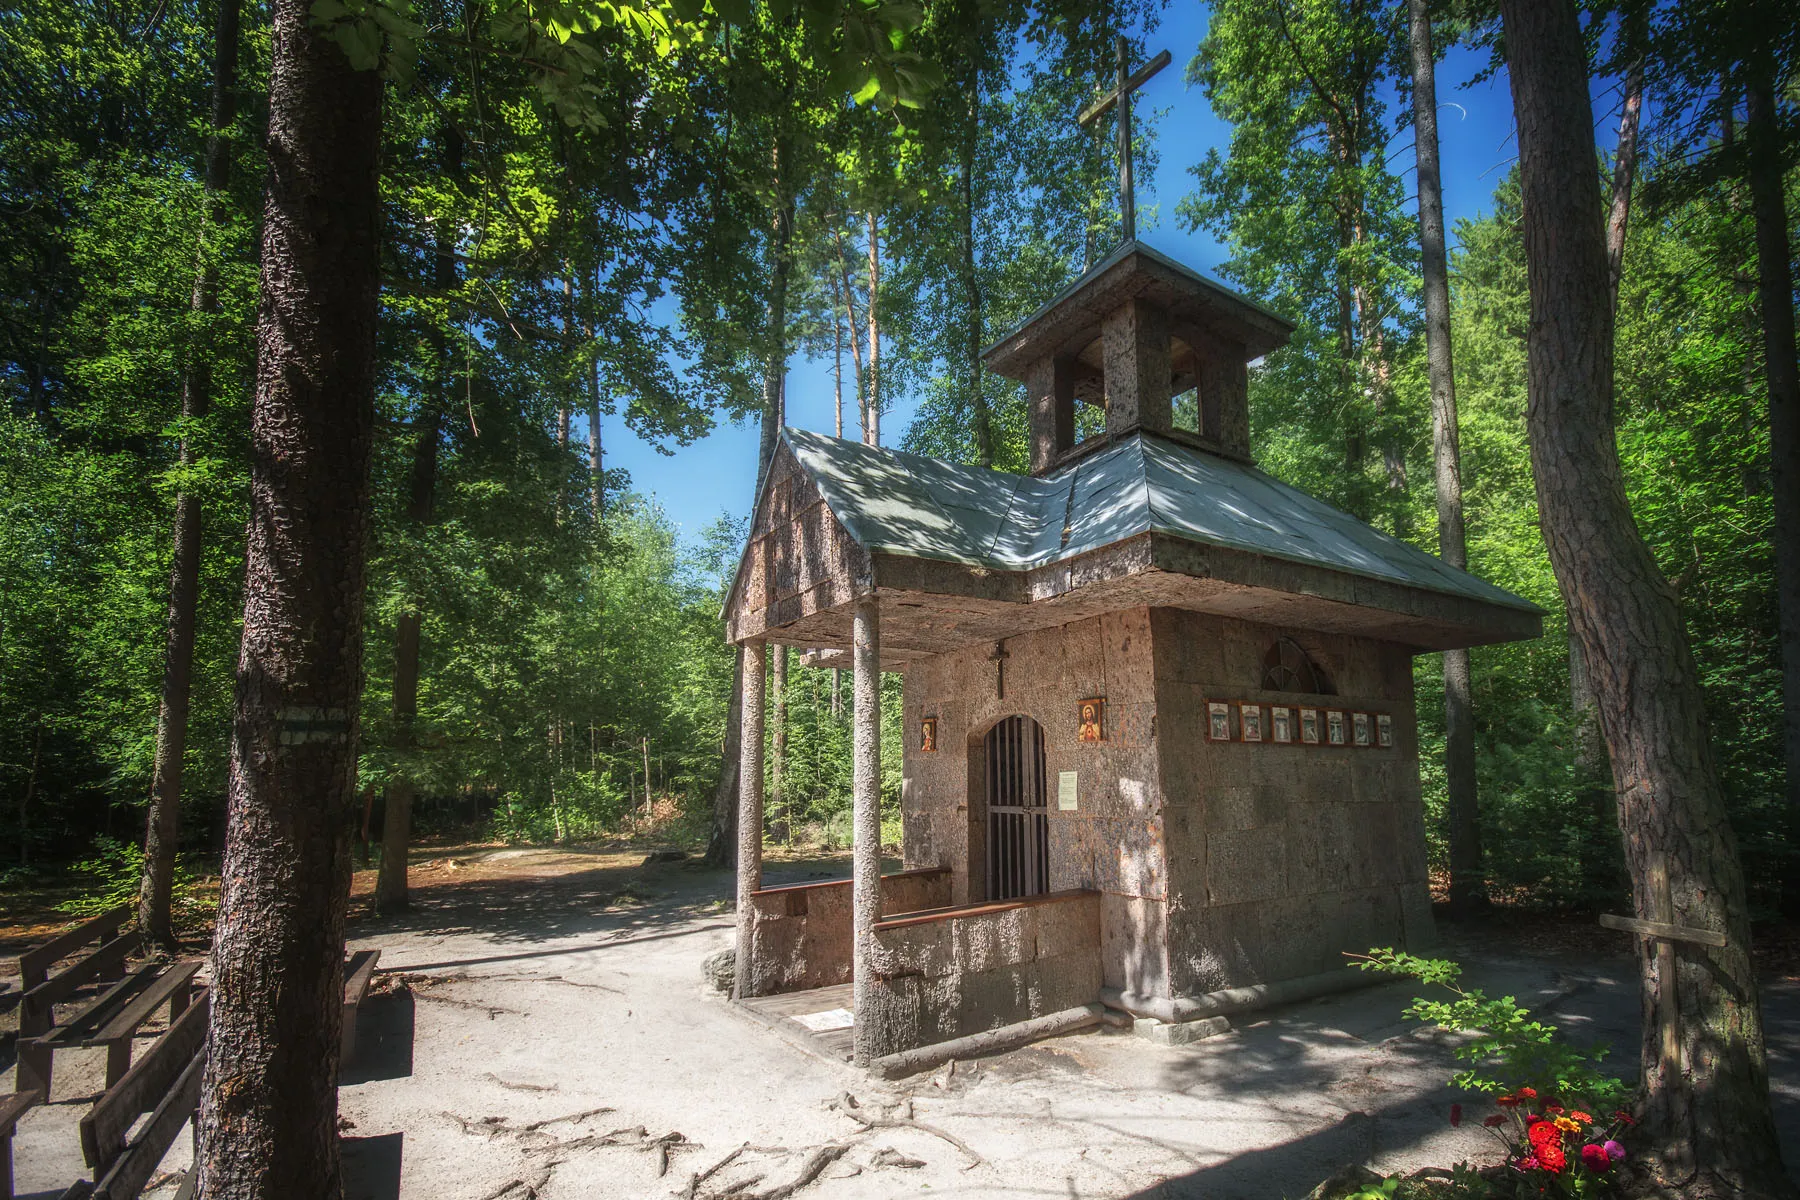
[781,426,1540,615]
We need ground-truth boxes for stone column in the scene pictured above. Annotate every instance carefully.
[732,638,766,1001]
[1102,297,1172,437]
[851,597,883,1067]
[1026,354,1075,473]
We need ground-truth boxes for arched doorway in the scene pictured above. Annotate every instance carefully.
[984,716,1049,901]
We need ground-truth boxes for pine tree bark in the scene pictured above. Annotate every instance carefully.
[193,0,381,1190]
[375,222,452,914]
[1408,0,1484,914]
[1744,57,1800,922]
[141,0,241,954]
[1499,2,1792,1191]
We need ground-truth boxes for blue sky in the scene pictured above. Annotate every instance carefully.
[600,5,1625,547]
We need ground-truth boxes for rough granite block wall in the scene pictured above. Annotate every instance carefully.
[900,609,1169,996]
[1150,608,1434,998]
[863,891,1103,1058]
[742,868,953,997]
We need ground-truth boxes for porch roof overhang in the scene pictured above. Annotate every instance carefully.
[722,427,1544,666]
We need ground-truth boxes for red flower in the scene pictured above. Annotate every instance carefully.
[1484,1114,1507,1128]
[1450,1104,1463,1127]
[1545,1105,1565,1115]
[1613,1110,1637,1126]
[1529,1120,1568,1172]
[1496,1094,1522,1108]
[1580,1144,1612,1172]
[1567,1111,1593,1125]
[1517,1087,1539,1100]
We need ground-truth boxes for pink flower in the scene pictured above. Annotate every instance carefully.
[1604,1140,1626,1162]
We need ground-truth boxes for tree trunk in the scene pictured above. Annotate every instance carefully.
[1498,2,1791,1191]
[1745,61,1800,922]
[1572,40,1643,911]
[1408,0,1484,914]
[374,142,455,916]
[770,645,787,840]
[193,0,381,1189]
[960,88,992,468]
[704,647,743,868]
[833,223,868,440]
[141,0,241,954]
[833,299,845,440]
[753,145,793,500]
[865,210,881,447]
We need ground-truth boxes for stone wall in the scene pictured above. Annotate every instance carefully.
[861,890,1103,1058]
[895,603,1435,1015]
[740,867,952,997]
[899,608,1171,997]
[1150,608,1434,998]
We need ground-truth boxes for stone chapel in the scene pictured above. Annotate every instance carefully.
[719,239,1541,1074]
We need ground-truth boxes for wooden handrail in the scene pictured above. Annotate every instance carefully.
[750,865,949,898]
[873,888,1099,933]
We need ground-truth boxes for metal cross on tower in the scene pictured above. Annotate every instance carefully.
[1077,36,1170,244]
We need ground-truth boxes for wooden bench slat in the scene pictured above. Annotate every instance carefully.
[36,964,161,1048]
[17,908,130,991]
[89,1049,203,1200]
[81,992,209,1172]
[1598,912,1730,948]
[20,932,141,1033]
[0,1090,40,1137]
[85,961,202,1048]
[344,949,381,1003]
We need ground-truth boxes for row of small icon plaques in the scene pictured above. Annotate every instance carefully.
[1208,701,1392,748]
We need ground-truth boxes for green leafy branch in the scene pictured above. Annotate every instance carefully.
[1349,948,1630,1111]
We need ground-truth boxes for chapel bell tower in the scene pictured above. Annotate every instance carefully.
[980,240,1294,475]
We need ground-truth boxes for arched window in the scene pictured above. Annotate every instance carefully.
[1261,637,1334,695]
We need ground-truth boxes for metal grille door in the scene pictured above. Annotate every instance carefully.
[985,716,1049,900]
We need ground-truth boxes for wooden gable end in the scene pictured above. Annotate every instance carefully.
[724,440,873,646]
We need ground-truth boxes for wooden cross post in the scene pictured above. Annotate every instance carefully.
[1077,37,1170,243]
[1598,853,1727,1084]
[988,640,1009,701]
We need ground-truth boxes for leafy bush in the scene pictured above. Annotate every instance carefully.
[1350,948,1629,1109]
[56,835,209,924]
[1350,949,1634,1197]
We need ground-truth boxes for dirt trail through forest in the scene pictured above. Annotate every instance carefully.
[11,845,1800,1199]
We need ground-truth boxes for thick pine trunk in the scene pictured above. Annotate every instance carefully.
[1745,64,1800,922]
[193,0,381,1190]
[1407,0,1484,913]
[141,0,241,953]
[1499,2,1791,1192]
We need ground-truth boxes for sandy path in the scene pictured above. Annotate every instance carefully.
[12,846,1800,1199]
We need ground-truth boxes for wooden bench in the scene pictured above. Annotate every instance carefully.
[14,906,204,1096]
[341,948,381,1070]
[17,957,202,1108]
[2,1089,43,1200]
[68,991,208,1200]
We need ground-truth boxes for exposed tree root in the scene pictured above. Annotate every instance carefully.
[829,1092,983,1168]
